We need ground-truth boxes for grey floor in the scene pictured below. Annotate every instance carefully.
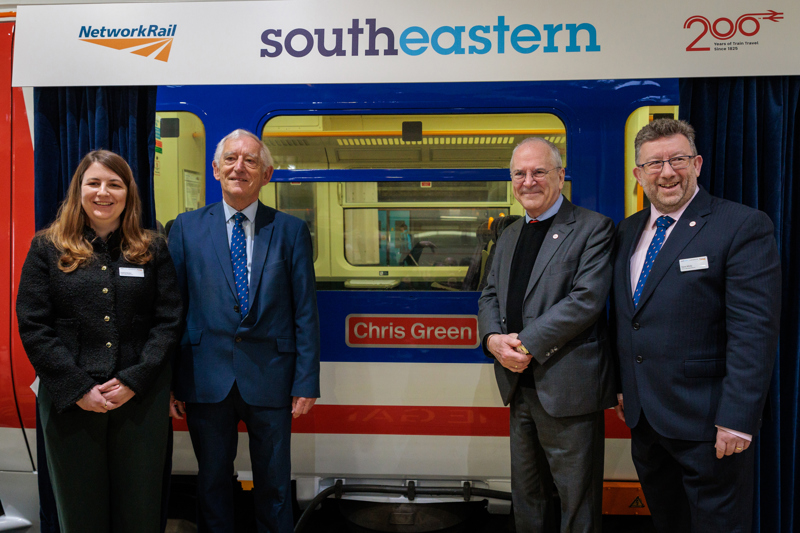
[164,512,657,532]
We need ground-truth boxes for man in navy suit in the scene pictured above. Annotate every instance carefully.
[168,129,320,532]
[611,119,780,533]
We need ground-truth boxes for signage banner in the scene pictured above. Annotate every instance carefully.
[345,314,480,349]
[12,0,800,86]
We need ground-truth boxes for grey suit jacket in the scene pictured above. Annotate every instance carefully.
[478,196,616,417]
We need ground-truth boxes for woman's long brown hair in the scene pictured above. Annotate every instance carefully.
[42,150,155,272]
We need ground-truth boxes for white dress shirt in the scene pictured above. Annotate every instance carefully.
[629,187,698,294]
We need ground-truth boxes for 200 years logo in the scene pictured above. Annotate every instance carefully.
[684,10,783,52]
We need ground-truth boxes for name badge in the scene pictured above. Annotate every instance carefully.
[119,267,145,278]
[679,256,709,272]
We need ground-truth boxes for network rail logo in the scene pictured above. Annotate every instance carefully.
[79,24,177,62]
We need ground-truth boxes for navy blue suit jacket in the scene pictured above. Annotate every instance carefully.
[168,201,320,407]
[611,187,780,441]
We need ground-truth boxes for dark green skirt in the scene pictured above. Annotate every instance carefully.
[39,363,171,533]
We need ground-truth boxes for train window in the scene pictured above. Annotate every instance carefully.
[624,105,679,217]
[344,181,509,204]
[262,113,565,170]
[153,112,206,232]
[262,113,567,291]
[276,183,317,262]
[345,207,504,265]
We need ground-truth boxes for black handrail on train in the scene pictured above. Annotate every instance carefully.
[294,480,513,533]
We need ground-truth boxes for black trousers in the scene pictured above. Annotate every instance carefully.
[36,399,60,533]
[38,365,171,533]
[510,387,605,533]
[187,382,293,533]
[631,413,755,533]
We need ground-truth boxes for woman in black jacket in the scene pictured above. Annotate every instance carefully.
[16,150,182,533]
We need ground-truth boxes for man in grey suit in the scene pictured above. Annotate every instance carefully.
[478,137,616,532]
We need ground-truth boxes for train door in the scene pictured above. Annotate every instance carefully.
[0,16,39,531]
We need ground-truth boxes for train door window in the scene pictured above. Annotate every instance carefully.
[258,182,327,274]
[262,113,566,290]
[624,106,679,217]
[153,112,206,232]
[276,182,318,263]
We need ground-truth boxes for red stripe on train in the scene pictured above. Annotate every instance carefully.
[172,406,631,439]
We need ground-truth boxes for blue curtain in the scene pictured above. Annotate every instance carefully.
[680,76,800,533]
[33,86,157,231]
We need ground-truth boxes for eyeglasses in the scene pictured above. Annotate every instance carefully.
[637,155,697,175]
[512,167,562,181]
[223,154,261,170]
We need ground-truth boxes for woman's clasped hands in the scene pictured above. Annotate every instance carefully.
[76,378,135,413]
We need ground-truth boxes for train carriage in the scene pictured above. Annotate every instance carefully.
[154,81,676,514]
[0,69,678,529]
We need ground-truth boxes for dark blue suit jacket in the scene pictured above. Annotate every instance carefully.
[611,187,780,441]
[168,201,320,407]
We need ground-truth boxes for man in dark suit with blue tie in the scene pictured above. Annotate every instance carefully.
[611,119,781,533]
[168,129,320,532]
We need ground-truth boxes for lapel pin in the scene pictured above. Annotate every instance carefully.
[689,221,696,227]
[552,234,559,239]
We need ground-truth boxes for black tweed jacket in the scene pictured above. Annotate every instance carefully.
[16,228,183,413]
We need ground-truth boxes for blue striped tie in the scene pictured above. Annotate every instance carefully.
[633,215,675,308]
[231,212,249,316]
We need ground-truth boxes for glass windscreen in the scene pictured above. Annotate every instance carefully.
[261,112,567,290]
[262,113,566,170]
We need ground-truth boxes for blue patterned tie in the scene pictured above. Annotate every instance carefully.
[231,212,249,316]
[633,215,675,308]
